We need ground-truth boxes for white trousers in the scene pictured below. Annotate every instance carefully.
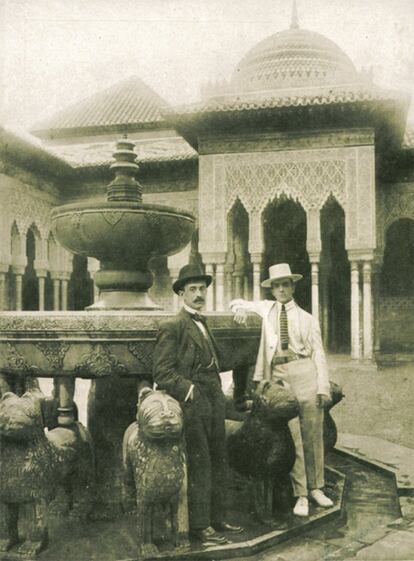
[272,358,325,497]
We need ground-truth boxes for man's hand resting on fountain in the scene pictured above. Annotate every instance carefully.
[233,307,248,325]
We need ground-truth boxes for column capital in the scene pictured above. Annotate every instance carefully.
[34,259,49,272]
[50,271,71,281]
[201,252,227,264]
[249,252,263,264]
[34,269,48,278]
[347,249,374,262]
[362,261,372,283]
[308,252,321,264]
[11,265,25,276]
[0,263,10,274]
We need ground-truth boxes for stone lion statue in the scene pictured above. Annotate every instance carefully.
[0,388,94,558]
[122,388,189,560]
[226,379,298,524]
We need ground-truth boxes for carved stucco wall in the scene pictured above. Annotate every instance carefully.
[376,182,414,256]
[0,173,58,267]
[199,145,376,258]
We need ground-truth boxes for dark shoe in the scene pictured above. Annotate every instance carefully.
[190,526,229,547]
[213,522,244,534]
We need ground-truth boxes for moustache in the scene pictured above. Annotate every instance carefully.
[194,298,205,303]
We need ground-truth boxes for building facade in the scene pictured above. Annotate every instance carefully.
[0,17,413,359]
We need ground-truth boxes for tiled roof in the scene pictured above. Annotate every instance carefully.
[45,136,197,168]
[172,84,407,117]
[32,76,170,136]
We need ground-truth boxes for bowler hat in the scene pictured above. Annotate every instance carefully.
[172,264,212,294]
[261,263,302,288]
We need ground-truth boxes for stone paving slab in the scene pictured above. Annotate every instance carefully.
[345,529,414,560]
[337,433,414,494]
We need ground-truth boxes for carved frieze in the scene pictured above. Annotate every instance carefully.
[4,342,40,376]
[127,342,155,371]
[199,129,375,155]
[74,344,128,378]
[35,342,70,371]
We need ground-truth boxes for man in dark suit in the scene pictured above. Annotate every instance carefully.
[153,264,243,547]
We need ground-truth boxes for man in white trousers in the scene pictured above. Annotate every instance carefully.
[230,263,333,517]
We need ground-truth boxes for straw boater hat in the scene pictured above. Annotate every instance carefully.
[261,263,303,288]
[172,264,212,294]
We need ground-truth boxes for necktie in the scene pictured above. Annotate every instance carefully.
[280,304,289,351]
[193,312,206,324]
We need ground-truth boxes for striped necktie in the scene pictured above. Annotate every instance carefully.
[280,304,289,351]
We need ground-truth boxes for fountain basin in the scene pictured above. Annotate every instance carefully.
[0,311,261,379]
[51,202,195,309]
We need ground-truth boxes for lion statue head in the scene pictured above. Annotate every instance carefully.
[137,389,183,441]
[0,390,44,441]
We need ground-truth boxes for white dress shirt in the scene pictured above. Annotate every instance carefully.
[229,298,330,396]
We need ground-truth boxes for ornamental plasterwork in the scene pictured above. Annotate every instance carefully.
[199,145,376,254]
[383,183,414,231]
[4,179,56,239]
[223,149,347,213]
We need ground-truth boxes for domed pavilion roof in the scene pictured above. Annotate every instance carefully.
[232,25,359,94]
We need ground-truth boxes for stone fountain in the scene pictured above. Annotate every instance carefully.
[0,139,261,524]
[0,139,366,561]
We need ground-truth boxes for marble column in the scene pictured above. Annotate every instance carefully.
[309,253,320,323]
[215,262,225,311]
[224,262,234,306]
[351,261,361,359]
[250,253,262,301]
[15,274,23,311]
[233,268,244,300]
[363,261,373,359]
[53,279,60,311]
[205,263,214,311]
[0,272,7,310]
[320,271,329,346]
[61,279,69,311]
[38,276,46,311]
[373,263,382,354]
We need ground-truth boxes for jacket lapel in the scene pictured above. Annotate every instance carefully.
[179,308,205,350]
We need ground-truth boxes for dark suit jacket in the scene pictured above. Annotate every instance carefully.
[153,308,222,402]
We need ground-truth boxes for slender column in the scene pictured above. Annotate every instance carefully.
[321,272,329,346]
[38,276,45,311]
[224,263,234,306]
[351,261,361,359]
[363,261,373,359]
[15,274,23,311]
[311,263,320,322]
[215,263,225,311]
[0,272,7,310]
[233,268,244,300]
[250,253,262,301]
[205,263,214,311]
[373,263,382,354]
[53,279,60,311]
[61,279,68,311]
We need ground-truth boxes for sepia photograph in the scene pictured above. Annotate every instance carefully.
[0,0,413,560]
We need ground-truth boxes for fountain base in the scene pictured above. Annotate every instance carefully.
[86,291,162,311]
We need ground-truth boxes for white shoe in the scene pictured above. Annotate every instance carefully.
[310,489,334,508]
[293,496,309,517]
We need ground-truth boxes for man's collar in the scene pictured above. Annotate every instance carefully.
[183,304,205,317]
[276,299,295,312]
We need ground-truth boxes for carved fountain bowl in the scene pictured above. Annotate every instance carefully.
[51,201,195,266]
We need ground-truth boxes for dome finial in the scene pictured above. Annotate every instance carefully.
[290,0,299,29]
